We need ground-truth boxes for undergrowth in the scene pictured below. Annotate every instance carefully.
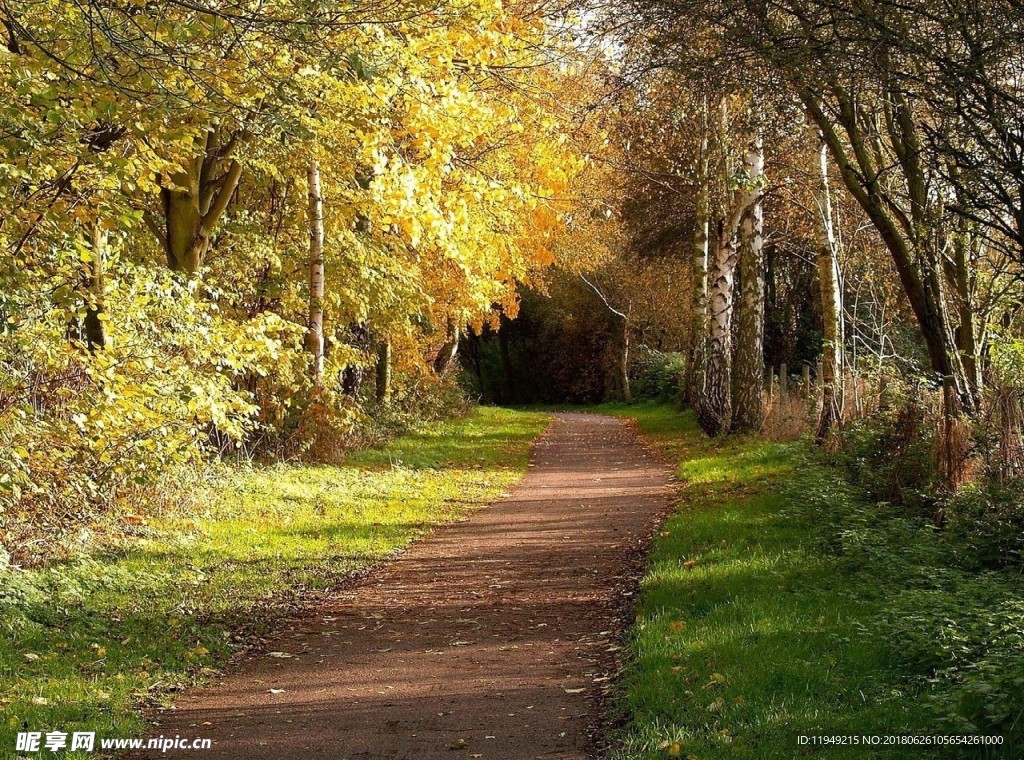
[605,402,1023,759]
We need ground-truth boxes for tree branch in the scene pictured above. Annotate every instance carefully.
[580,274,628,321]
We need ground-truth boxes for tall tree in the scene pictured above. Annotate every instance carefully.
[801,88,976,413]
[732,132,766,432]
[686,105,711,404]
[808,126,845,441]
[696,102,761,436]
[306,160,326,383]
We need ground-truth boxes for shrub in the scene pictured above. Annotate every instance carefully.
[629,346,686,402]
[0,265,297,563]
[831,400,938,514]
[943,480,1024,570]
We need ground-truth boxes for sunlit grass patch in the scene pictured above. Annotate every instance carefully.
[0,406,548,753]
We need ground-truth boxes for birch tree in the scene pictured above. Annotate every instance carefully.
[696,102,763,437]
[306,160,325,383]
[686,106,710,404]
[731,132,766,432]
[808,126,844,441]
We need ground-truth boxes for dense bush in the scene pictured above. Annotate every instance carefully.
[1,265,295,561]
[943,480,1024,570]
[830,399,939,514]
[629,346,686,402]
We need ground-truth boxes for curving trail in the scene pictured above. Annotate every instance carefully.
[139,413,676,759]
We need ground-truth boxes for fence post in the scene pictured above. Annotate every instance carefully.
[779,363,788,407]
[802,364,811,394]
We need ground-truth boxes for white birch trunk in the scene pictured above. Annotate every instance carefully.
[686,110,710,405]
[809,127,844,441]
[306,160,325,383]
[732,133,766,431]
[696,101,762,437]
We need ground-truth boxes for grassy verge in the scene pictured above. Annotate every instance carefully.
[601,402,1022,759]
[1,406,548,755]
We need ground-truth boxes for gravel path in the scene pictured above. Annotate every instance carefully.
[139,413,676,759]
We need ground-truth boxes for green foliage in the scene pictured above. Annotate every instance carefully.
[1,264,297,559]
[989,336,1024,382]
[0,407,548,750]
[830,401,939,514]
[792,435,1024,752]
[943,480,1024,569]
[630,347,686,402]
[607,404,1023,759]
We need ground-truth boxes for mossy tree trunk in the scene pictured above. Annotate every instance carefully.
[146,125,243,275]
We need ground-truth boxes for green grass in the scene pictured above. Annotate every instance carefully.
[0,406,548,757]
[604,402,1020,759]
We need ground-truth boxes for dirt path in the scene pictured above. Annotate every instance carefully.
[139,413,676,759]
